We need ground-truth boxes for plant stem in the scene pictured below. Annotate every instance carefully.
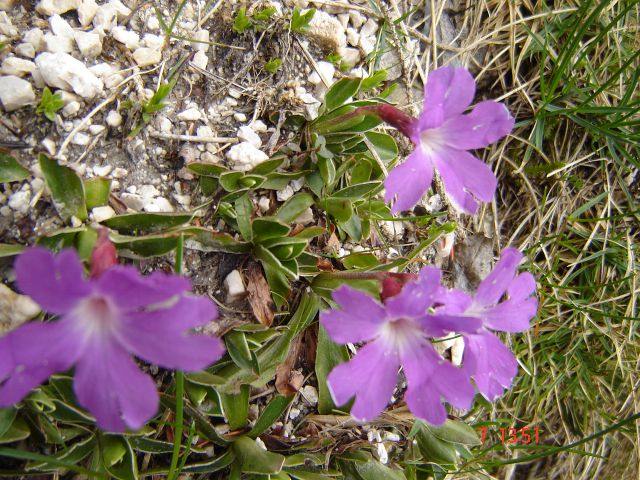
[168,235,185,480]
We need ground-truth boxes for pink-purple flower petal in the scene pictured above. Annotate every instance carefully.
[384,148,434,214]
[462,331,518,401]
[482,297,537,333]
[441,100,514,150]
[474,248,523,306]
[320,285,387,344]
[327,340,399,421]
[385,267,441,319]
[74,339,159,431]
[0,320,82,406]
[419,66,476,130]
[96,267,190,310]
[15,247,91,315]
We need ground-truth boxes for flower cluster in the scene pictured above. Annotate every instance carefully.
[320,248,537,424]
[0,247,224,432]
[378,66,515,214]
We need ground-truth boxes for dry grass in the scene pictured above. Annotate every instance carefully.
[375,0,640,478]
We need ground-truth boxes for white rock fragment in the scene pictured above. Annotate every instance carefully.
[308,60,335,86]
[36,0,80,16]
[228,87,242,99]
[112,167,127,178]
[177,107,201,122]
[146,14,160,30]
[139,184,160,199]
[250,120,267,132]
[375,442,389,464]
[15,43,36,58]
[35,52,104,98]
[93,164,111,176]
[233,112,247,122]
[158,116,172,133]
[257,196,270,213]
[192,29,209,52]
[144,197,174,213]
[224,270,245,301]
[380,220,405,241]
[0,12,17,37]
[71,132,90,145]
[112,26,140,50]
[44,14,75,53]
[106,109,122,127]
[132,47,161,67]
[120,192,144,210]
[78,0,98,26]
[62,100,81,117]
[346,27,359,47]
[75,30,102,58]
[360,18,378,37]
[295,207,314,225]
[1,57,36,76]
[8,187,31,215]
[0,284,41,335]
[192,50,208,70]
[89,124,106,135]
[142,33,163,49]
[339,47,361,68]
[349,11,365,28]
[301,385,318,405]
[23,28,45,52]
[42,137,57,155]
[295,87,321,120]
[91,205,115,222]
[0,75,35,111]
[277,184,294,202]
[226,142,269,171]
[237,125,261,148]
[304,10,346,51]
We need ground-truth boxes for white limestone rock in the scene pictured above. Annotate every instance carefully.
[75,30,102,58]
[106,109,122,127]
[0,284,40,335]
[308,60,335,86]
[23,28,45,52]
[304,10,346,51]
[15,43,36,58]
[225,141,269,171]
[237,125,261,148]
[177,107,201,122]
[192,29,209,52]
[224,270,245,301]
[78,0,98,26]
[132,47,161,67]
[91,205,115,222]
[112,26,139,50]
[192,50,208,70]
[0,12,17,37]
[0,75,35,111]
[35,52,104,98]
[36,0,80,16]
[1,57,36,76]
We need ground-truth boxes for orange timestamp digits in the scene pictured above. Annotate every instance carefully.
[476,426,540,445]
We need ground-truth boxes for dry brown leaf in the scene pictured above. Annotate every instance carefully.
[245,261,274,327]
[275,335,303,395]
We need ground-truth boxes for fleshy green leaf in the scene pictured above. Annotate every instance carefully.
[315,326,349,414]
[276,192,315,224]
[84,177,111,209]
[39,154,87,222]
[233,436,285,474]
[0,153,30,183]
[248,395,293,438]
[325,78,362,111]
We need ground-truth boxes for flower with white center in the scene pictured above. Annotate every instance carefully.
[320,267,482,424]
[0,247,225,432]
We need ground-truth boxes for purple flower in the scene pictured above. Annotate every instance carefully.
[447,248,537,400]
[0,247,225,432]
[320,267,482,424]
[382,66,514,214]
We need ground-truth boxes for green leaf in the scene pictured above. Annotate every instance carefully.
[311,274,378,300]
[130,437,174,454]
[109,231,181,257]
[102,212,193,234]
[84,177,111,209]
[425,420,481,446]
[188,163,229,177]
[181,450,235,473]
[252,217,291,242]
[353,458,406,480]
[365,131,398,163]
[0,408,17,437]
[291,7,315,33]
[233,7,252,33]
[322,198,352,222]
[361,70,388,91]
[341,252,379,269]
[276,192,315,224]
[0,153,30,182]
[325,78,362,111]
[39,154,87,222]
[36,86,65,121]
[316,326,349,414]
[413,421,458,465]
[265,58,282,73]
[102,435,138,480]
[220,171,245,191]
[338,213,362,241]
[332,181,381,199]
[285,468,337,480]
[250,157,285,175]
[318,156,336,185]
[249,395,293,438]
[186,228,252,254]
[235,193,254,242]
[226,330,256,371]
[233,436,285,474]
[0,243,24,257]
[220,385,250,430]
